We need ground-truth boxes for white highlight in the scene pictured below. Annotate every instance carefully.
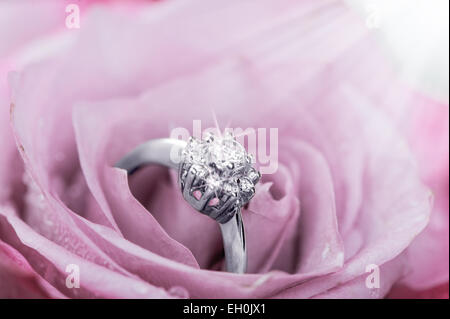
[65,264,80,289]
[365,263,380,289]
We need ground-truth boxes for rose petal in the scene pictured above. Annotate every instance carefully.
[0,236,65,298]
[312,255,406,299]
[4,0,436,299]
[72,99,201,268]
[280,140,344,273]
[243,164,301,273]
[398,95,449,289]
[264,88,431,298]
[388,282,449,299]
[0,208,174,298]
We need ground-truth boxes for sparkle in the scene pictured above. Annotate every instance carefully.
[181,132,260,206]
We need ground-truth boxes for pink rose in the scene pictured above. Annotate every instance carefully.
[0,0,448,298]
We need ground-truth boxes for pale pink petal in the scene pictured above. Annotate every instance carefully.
[312,255,406,299]
[279,140,344,274]
[244,168,301,274]
[267,88,431,298]
[0,209,174,298]
[3,0,437,299]
[72,99,201,268]
[0,238,65,298]
[388,282,449,299]
[398,95,449,289]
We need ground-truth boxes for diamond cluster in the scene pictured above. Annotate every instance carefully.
[180,133,260,209]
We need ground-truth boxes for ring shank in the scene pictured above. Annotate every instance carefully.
[115,138,186,173]
[115,138,247,273]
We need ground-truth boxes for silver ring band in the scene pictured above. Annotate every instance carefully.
[115,138,247,273]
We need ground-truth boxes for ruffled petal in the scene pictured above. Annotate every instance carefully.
[0,207,175,298]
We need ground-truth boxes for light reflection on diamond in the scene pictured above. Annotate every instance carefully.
[181,133,260,206]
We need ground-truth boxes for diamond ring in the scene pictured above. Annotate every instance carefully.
[115,133,260,273]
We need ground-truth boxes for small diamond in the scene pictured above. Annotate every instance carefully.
[181,168,188,179]
[183,139,205,164]
[190,164,208,178]
[238,177,255,203]
[223,182,239,195]
[247,168,261,184]
[238,177,254,193]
